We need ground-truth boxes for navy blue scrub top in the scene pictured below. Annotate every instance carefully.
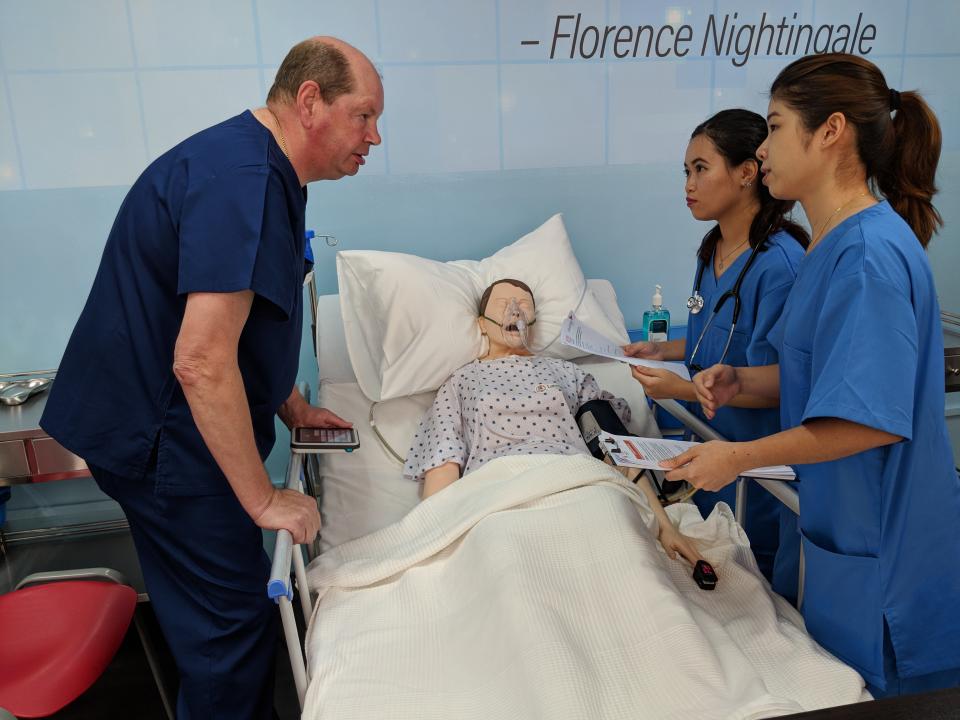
[42,111,307,494]
[768,201,960,687]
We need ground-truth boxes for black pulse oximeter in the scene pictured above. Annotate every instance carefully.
[693,560,718,591]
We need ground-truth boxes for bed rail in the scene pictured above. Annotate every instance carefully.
[651,398,804,606]
[267,451,312,710]
[266,381,326,710]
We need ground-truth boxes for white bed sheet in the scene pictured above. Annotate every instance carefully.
[303,454,868,719]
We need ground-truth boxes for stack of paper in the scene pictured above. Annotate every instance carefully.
[559,312,691,381]
[598,432,795,481]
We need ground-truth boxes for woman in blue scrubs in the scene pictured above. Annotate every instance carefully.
[624,109,808,594]
[662,53,960,698]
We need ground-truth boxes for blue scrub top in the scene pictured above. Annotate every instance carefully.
[42,111,307,494]
[684,229,803,441]
[683,229,804,582]
[768,201,960,688]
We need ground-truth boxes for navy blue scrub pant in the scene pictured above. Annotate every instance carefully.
[90,464,279,720]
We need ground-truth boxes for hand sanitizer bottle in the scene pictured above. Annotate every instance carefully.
[642,285,670,342]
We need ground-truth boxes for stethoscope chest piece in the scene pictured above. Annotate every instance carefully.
[686,291,704,315]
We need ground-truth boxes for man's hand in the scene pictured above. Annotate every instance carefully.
[251,487,321,545]
[278,386,353,431]
[693,364,741,419]
[297,406,352,429]
[630,365,694,401]
[659,440,746,492]
[622,340,665,361]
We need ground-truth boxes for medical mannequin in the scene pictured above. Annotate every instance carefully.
[405,279,704,567]
[623,110,808,593]
[663,53,960,698]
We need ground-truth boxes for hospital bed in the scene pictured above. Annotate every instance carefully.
[268,246,864,717]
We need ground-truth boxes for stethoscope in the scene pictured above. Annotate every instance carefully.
[686,237,767,373]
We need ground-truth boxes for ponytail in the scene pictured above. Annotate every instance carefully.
[771,53,943,248]
[877,91,943,247]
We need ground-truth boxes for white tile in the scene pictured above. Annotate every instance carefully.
[0,74,22,190]
[905,0,960,55]
[383,65,499,174]
[261,65,280,94]
[809,0,906,56]
[713,57,787,113]
[9,73,147,189]
[140,69,263,158]
[256,0,379,66]
[501,63,605,170]
[608,61,711,165]
[130,0,258,67]
[902,57,960,152]
[708,0,818,65]
[0,0,134,71]
[611,0,715,42]
[379,0,497,62]
[499,0,604,62]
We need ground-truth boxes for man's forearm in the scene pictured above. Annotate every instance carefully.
[278,386,308,430]
[179,361,274,517]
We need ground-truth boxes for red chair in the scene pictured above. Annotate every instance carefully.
[0,568,137,718]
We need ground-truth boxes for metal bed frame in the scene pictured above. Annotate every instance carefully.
[270,272,803,710]
[266,383,803,711]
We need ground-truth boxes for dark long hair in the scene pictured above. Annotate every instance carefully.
[692,109,810,265]
[770,52,942,247]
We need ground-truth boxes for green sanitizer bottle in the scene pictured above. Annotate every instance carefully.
[642,284,670,342]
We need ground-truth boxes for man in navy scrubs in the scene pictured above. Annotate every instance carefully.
[41,37,383,719]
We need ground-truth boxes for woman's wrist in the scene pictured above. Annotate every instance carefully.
[678,380,699,402]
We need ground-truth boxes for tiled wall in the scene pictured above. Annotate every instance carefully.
[1,1,959,489]
[4,1,955,190]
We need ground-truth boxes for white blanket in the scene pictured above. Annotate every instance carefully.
[304,454,867,719]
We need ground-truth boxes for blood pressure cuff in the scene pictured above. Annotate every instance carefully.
[575,399,630,460]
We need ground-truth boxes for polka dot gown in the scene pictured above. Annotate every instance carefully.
[403,356,631,482]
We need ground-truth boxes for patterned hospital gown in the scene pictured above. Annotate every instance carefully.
[404,355,630,482]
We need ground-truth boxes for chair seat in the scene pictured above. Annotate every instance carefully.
[0,580,137,718]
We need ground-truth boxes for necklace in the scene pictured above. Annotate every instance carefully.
[266,107,289,158]
[716,238,748,271]
[812,192,868,247]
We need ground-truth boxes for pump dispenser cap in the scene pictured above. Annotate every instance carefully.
[652,284,663,308]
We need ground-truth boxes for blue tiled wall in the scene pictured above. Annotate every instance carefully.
[1,0,958,497]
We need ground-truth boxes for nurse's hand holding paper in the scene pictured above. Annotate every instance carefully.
[658,439,746,491]
[630,364,695,400]
[622,339,669,361]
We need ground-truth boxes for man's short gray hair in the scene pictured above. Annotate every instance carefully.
[267,39,354,105]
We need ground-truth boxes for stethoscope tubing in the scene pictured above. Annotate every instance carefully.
[687,238,767,372]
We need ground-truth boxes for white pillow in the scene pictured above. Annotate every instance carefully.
[337,214,629,401]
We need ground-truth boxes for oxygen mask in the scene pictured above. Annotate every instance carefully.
[484,297,536,352]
